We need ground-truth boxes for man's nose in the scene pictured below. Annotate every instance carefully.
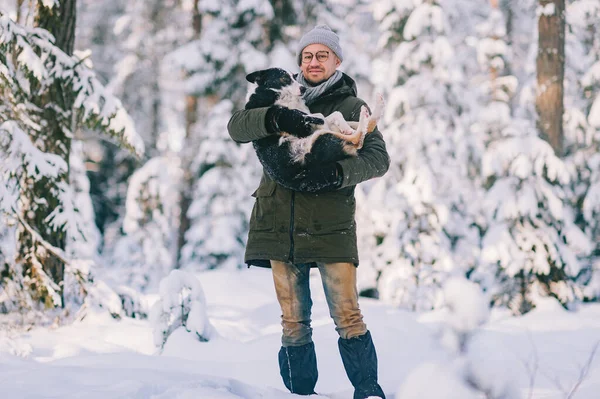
[309,56,320,66]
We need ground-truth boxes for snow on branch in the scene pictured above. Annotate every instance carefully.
[403,3,444,40]
[482,135,570,184]
[150,270,214,351]
[0,121,67,181]
[0,12,144,157]
[536,3,556,18]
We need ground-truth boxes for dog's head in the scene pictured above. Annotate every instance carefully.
[245,68,306,109]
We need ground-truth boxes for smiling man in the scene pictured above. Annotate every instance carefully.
[296,25,345,101]
[227,24,389,399]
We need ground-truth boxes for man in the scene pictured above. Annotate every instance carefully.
[228,24,389,399]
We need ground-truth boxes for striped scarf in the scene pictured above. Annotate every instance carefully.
[297,70,343,105]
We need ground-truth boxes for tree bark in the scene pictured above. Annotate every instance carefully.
[35,0,76,55]
[536,0,565,156]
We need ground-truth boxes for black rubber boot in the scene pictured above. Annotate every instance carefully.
[278,342,318,395]
[338,331,386,399]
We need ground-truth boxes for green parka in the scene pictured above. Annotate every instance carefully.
[227,73,390,267]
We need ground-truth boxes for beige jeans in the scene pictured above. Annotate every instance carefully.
[271,260,367,347]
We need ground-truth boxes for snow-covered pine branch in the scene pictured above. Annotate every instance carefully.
[0,12,144,156]
[150,270,214,351]
[479,126,593,313]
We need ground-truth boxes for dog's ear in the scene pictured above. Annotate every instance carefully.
[246,70,264,84]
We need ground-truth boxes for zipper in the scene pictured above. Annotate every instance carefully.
[288,191,295,262]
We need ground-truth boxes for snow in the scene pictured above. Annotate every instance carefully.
[589,94,600,128]
[403,3,444,40]
[40,0,59,8]
[2,0,600,397]
[2,269,600,398]
[536,3,556,17]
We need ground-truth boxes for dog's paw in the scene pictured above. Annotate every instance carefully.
[360,105,370,119]
[372,94,385,118]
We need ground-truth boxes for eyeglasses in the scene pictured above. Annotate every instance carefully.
[301,51,330,64]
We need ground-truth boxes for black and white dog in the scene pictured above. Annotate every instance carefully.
[244,68,383,187]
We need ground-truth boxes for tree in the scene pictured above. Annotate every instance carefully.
[465,0,594,314]
[563,0,600,300]
[176,0,203,268]
[368,0,483,310]
[23,0,77,305]
[0,5,143,311]
[180,101,257,271]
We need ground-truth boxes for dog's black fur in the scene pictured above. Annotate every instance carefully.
[245,68,354,192]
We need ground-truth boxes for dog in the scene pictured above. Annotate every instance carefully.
[245,68,384,166]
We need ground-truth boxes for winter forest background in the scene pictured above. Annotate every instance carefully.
[1,0,600,348]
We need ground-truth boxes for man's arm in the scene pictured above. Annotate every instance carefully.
[228,106,325,144]
[337,128,390,188]
[227,108,272,144]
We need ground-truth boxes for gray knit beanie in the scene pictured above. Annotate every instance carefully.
[296,24,344,65]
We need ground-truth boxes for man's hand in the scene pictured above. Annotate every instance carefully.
[265,105,324,138]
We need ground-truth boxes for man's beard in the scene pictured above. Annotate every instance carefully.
[305,72,326,86]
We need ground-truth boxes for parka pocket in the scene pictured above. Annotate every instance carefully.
[307,191,355,235]
[249,181,276,232]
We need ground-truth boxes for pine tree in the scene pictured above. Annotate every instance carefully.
[369,0,483,310]
[0,4,143,311]
[180,101,257,271]
[563,0,600,300]
[471,0,592,313]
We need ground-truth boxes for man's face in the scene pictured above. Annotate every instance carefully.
[300,43,341,86]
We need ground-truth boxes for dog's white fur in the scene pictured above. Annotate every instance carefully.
[271,71,384,164]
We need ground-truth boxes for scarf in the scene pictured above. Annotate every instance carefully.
[297,70,343,105]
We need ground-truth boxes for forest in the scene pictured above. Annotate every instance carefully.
[0,0,599,357]
[1,1,600,398]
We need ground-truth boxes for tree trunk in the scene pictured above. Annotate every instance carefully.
[23,0,77,306]
[176,0,202,267]
[35,0,76,55]
[536,0,565,156]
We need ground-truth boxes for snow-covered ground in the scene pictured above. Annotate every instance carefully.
[1,268,600,398]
